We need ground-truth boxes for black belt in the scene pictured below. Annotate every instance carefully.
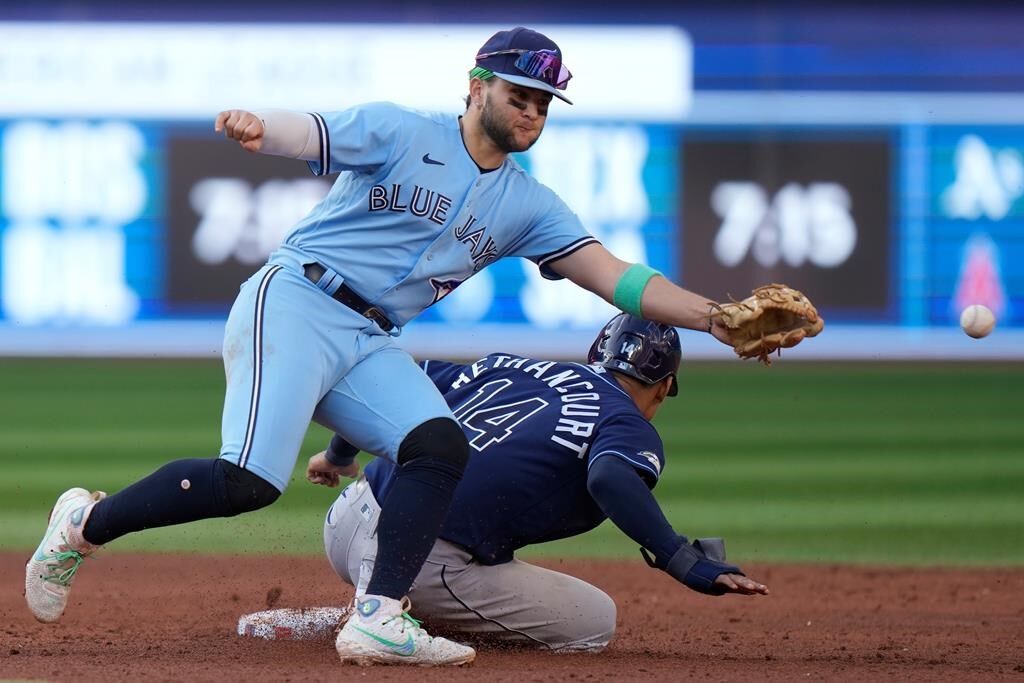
[303,263,395,332]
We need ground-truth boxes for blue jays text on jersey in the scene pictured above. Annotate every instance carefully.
[268,102,598,329]
[364,355,667,564]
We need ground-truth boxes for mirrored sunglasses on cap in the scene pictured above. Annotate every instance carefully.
[475,48,572,90]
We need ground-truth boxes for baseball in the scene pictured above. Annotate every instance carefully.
[960,304,996,339]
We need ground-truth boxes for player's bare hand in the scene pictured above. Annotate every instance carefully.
[306,451,360,487]
[214,109,265,153]
[713,573,769,596]
[709,315,733,348]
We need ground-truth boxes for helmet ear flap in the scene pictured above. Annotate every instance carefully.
[587,322,615,365]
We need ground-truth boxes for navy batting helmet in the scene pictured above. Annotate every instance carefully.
[587,314,681,397]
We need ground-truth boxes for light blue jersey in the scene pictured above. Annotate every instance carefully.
[222,102,599,491]
[271,102,597,327]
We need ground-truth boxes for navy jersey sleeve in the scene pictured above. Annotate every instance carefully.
[586,412,666,487]
[306,101,404,176]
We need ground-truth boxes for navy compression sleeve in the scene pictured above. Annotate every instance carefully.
[324,434,359,467]
[586,455,684,565]
[588,455,744,595]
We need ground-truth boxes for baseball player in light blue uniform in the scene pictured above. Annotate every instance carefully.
[224,98,597,489]
[26,27,735,667]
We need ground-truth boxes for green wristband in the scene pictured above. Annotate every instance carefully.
[613,263,661,317]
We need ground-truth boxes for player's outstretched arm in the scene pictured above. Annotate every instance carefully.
[549,243,731,345]
[214,109,321,160]
[587,455,768,596]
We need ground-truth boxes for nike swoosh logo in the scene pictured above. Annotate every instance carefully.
[34,507,73,561]
[352,626,416,656]
[422,153,445,166]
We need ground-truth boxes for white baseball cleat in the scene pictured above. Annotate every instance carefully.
[25,487,106,623]
[335,595,475,666]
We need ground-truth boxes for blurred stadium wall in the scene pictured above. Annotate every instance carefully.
[1,3,1022,359]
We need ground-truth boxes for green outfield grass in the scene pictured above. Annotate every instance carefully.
[1,359,1021,566]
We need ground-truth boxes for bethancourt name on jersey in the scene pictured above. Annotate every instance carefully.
[447,355,606,459]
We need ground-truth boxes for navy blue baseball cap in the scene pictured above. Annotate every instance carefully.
[588,314,681,397]
[475,27,573,104]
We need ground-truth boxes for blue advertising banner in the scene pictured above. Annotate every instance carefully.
[0,119,164,325]
[1,17,1023,359]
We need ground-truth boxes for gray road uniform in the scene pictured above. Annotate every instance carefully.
[324,353,742,650]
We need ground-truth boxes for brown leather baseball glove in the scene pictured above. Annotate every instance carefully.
[710,284,824,365]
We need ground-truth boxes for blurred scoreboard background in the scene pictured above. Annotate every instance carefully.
[1,5,1022,359]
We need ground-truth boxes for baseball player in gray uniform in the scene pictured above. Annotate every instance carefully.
[26,27,737,667]
[311,315,768,651]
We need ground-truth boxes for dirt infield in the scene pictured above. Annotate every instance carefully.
[3,552,1022,681]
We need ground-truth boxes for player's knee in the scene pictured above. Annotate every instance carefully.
[216,459,281,515]
[561,589,617,652]
[590,591,617,648]
[397,417,469,471]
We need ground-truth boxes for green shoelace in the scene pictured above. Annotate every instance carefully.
[384,610,427,637]
[42,548,85,586]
